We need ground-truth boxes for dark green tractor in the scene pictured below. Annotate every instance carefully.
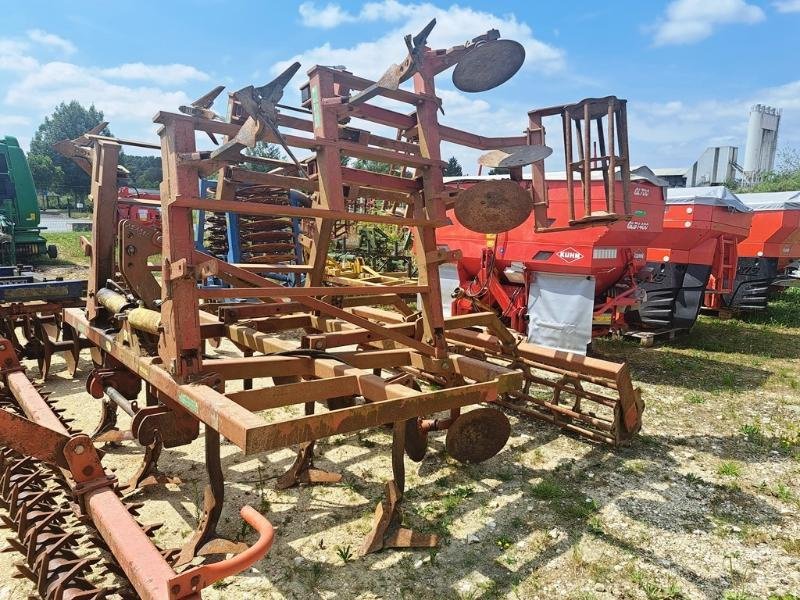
[0,136,57,263]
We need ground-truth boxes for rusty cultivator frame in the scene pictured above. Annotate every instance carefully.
[0,18,644,600]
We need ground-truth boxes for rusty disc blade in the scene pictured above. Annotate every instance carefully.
[478,145,553,169]
[445,408,510,464]
[454,180,532,233]
[452,40,526,93]
[404,417,428,462]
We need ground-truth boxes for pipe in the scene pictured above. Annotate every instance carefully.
[104,386,137,417]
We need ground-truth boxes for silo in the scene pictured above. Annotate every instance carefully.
[743,104,782,183]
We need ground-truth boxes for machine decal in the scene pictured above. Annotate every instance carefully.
[627,220,649,230]
[556,247,584,263]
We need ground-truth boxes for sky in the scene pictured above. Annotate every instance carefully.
[1,0,799,174]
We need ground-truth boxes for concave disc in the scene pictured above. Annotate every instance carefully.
[478,144,553,169]
[452,39,526,93]
[445,408,510,464]
[453,180,532,233]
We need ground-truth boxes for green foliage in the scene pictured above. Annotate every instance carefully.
[29,101,108,197]
[718,461,742,477]
[488,167,509,175]
[735,148,800,193]
[353,158,391,173]
[444,156,463,176]
[26,153,63,192]
[119,154,162,189]
[335,544,353,563]
[244,141,285,172]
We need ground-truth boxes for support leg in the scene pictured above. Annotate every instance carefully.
[359,421,437,555]
[276,399,341,489]
[175,427,247,566]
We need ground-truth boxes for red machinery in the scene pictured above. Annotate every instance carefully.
[118,185,161,226]
[627,186,753,328]
[719,191,800,311]
[437,170,666,352]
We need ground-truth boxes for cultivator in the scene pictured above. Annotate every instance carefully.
[0,17,647,599]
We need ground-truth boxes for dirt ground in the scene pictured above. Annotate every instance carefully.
[0,295,798,599]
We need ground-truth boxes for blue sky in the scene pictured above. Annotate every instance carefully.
[1,0,799,173]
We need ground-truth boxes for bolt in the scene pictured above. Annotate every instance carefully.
[315,340,324,349]
[73,444,85,455]
[171,585,181,596]
[82,465,94,476]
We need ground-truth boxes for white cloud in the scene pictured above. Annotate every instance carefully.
[773,0,800,12]
[99,62,209,85]
[27,29,76,55]
[652,0,765,46]
[298,0,417,27]
[0,40,38,71]
[299,2,356,28]
[5,62,191,123]
[283,2,564,81]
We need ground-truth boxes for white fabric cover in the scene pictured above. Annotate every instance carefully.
[737,191,800,211]
[666,186,751,212]
[527,272,595,355]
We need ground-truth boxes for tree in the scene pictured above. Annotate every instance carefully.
[352,159,391,173]
[488,167,510,175]
[245,141,285,172]
[443,156,463,176]
[29,101,109,197]
[26,153,63,196]
[119,154,162,189]
[734,148,800,193]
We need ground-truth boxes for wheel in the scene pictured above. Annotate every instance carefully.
[47,244,58,259]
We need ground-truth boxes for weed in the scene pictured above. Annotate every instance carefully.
[782,538,800,556]
[587,515,604,535]
[335,544,353,564]
[631,569,685,599]
[529,479,565,500]
[741,423,764,444]
[684,472,703,484]
[624,459,649,475]
[495,536,513,550]
[773,482,794,503]
[718,461,742,478]
[685,393,706,404]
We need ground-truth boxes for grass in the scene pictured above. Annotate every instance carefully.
[39,232,89,267]
[718,461,743,478]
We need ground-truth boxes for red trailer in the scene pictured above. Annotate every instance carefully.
[720,191,800,311]
[627,186,753,329]
[437,168,666,353]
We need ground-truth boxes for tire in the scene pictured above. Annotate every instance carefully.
[47,244,58,259]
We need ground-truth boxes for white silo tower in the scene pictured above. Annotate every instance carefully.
[743,104,781,184]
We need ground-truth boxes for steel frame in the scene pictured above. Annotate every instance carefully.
[50,24,541,580]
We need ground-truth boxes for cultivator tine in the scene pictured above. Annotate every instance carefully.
[276,440,342,490]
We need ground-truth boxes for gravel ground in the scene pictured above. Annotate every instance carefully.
[0,311,797,600]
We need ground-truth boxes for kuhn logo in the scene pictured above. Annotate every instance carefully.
[556,247,584,263]
[633,186,650,197]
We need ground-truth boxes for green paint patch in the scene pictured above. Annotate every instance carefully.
[178,393,199,415]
